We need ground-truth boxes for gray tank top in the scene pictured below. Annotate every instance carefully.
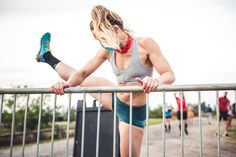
[108,37,153,83]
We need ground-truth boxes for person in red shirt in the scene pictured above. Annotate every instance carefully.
[174,92,188,135]
[218,91,230,136]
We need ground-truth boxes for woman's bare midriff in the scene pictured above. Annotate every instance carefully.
[117,82,146,106]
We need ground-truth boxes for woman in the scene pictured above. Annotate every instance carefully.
[227,105,234,131]
[205,104,213,125]
[174,92,188,135]
[164,104,172,133]
[36,5,175,157]
[187,104,194,125]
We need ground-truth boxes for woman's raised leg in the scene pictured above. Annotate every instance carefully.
[36,32,114,109]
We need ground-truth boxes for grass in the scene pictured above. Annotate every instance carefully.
[55,121,75,129]
[148,118,163,125]
[57,119,165,126]
[57,118,164,126]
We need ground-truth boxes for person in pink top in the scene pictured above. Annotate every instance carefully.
[174,92,188,136]
[218,92,230,136]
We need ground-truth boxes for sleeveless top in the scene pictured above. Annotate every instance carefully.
[108,37,153,83]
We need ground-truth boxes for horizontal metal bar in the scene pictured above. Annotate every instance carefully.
[0,83,236,94]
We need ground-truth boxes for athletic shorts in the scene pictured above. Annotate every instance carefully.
[177,110,187,120]
[165,115,172,119]
[112,93,146,128]
[219,111,228,121]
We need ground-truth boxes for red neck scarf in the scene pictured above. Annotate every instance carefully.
[115,33,133,54]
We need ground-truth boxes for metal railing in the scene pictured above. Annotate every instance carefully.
[0,83,236,157]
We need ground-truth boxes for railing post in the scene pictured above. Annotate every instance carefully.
[95,93,102,157]
[129,92,133,157]
[50,94,57,157]
[80,92,86,157]
[113,92,117,157]
[198,91,203,157]
[0,94,4,134]
[235,90,236,118]
[36,94,43,157]
[216,91,221,157]
[146,94,150,157]
[180,91,184,157]
[22,94,30,157]
[66,93,72,157]
[162,91,166,157]
[10,94,16,157]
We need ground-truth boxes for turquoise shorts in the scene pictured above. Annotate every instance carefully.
[112,93,147,128]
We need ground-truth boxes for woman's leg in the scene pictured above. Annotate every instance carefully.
[54,62,115,109]
[37,33,114,109]
[184,120,188,135]
[119,122,144,157]
[166,118,171,133]
[227,116,232,131]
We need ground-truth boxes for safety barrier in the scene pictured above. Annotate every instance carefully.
[0,83,236,157]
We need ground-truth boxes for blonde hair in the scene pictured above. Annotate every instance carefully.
[90,5,129,49]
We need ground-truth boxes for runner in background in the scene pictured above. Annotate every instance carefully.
[174,92,188,135]
[164,104,172,133]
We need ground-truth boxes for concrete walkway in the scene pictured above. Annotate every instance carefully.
[141,118,236,157]
[0,118,235,157]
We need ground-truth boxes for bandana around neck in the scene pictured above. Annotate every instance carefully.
[115,33,133,54]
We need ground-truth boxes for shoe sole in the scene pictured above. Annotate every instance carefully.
[36,50,42,62]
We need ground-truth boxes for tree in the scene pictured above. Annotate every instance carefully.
[149,106,163,118]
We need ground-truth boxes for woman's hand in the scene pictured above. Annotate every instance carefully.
[135,76,159,93]
[51,81,70,95]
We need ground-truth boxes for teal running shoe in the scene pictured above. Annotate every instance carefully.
[36,32,51,62]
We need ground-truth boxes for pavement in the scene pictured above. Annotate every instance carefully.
[0,118,235,157]
[141,118,236,157]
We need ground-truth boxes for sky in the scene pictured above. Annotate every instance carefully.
[0,0,236,108]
